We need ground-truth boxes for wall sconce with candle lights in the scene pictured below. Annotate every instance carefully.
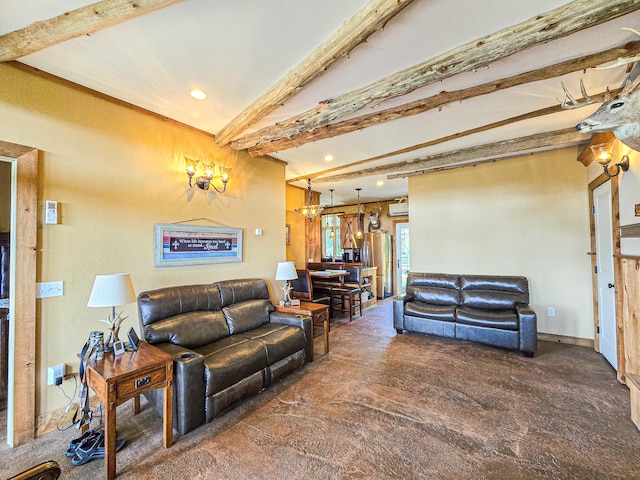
[590,143,629,178]
[185,156,231,193]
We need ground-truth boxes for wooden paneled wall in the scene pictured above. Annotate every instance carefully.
[621,257,640,377]
[306,190,322,262]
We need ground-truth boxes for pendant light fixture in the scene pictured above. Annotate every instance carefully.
[329,189,336,239]
[355,188,363,239]
[295,178,324,222]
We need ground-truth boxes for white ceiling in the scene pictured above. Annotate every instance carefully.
[2,0,638,205]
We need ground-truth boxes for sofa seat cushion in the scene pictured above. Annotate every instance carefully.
[196,336,268,396]
[405,300,456,321]
[235,323,306,365]
[456,306,519,330]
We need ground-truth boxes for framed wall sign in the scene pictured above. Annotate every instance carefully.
[154,223,243,267]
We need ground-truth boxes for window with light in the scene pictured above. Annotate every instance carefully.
[322,214,342,259]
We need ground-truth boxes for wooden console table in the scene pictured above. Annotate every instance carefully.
[86,341,173,479]
[275,301,330,356]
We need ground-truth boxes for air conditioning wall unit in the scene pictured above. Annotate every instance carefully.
[388,202,409,217]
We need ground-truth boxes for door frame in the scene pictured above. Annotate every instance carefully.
[588,172,626,383]
[394,221,409,295]
[0,140,37,446]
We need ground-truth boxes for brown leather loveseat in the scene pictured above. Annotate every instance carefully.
[137,278,313,435]
[394,273,537,357]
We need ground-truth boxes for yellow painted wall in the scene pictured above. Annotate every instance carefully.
[408,148,594,340]
[0,64,286,414]
[0,159,11,231]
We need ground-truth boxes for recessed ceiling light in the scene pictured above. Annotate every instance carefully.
[376,180,384,186]
[190,89,207,100]
[324,155,334,161]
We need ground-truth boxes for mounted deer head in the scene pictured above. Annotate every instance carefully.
[368,201,383,232]
[572,76,640,152]
[561,28,640,152]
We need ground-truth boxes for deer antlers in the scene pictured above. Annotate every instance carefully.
[594,28,640,70]
[559,79,610,110]
[621,74,640,96]
[559,27,640,109]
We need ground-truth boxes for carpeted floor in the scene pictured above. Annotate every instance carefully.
[2,299,640,479]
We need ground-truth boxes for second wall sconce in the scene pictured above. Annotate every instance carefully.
[590,143,629,178]
[185,157,231,193]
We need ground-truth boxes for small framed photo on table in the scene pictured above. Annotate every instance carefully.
[112,340,126,356]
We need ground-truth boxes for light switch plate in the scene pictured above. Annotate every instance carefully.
[36,281,64,298]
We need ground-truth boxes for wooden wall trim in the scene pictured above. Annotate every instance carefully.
[537,333,595,348]
[611,176,626,383]
[1,144,38,446]
[620,224,640,238]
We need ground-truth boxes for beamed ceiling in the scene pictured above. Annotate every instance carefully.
[2,0,640,205]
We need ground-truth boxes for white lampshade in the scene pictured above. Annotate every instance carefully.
[275,261,297,281]
[87,273,136,308]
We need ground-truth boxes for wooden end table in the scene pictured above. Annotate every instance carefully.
[86,341,173,480]
[275,301,330,355]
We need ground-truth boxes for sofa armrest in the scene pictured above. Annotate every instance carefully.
[147,342,206,435]
[393,293,414,332]
[516,305,537,356]
[270,311,314,362]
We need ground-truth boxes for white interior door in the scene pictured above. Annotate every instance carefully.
[594,181,617,370]
[395,222,410,295]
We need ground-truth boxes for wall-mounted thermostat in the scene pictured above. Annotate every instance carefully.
[45,200,58,225]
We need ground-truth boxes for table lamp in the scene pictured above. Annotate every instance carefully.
[275,261,297,306]
[87,273,136,352]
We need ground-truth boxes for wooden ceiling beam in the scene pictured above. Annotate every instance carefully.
[214,0,417,147]
[230,0,640,152]
[315,128,586,183]
[288,88,616,184]
[248,42,640,156]
[0,0,184,62]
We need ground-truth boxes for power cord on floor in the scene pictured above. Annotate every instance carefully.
[55,373,78,431]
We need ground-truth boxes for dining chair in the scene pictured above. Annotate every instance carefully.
[291,269,333,317]
[330,263,363,322]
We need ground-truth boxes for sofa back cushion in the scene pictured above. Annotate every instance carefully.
[406,273,460,306]
[137,284,229,348]
[145,311,230,349]
[460,275,529,310]
[223,299,273,334]
[217,278,270,308]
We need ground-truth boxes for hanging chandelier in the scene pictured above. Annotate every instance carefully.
[296,178,324,222]
[355,188,363,239]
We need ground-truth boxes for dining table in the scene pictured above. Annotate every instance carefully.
[308,269,348,285]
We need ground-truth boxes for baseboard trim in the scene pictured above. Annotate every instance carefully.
[36,395,101,438]
[538,332,594,348]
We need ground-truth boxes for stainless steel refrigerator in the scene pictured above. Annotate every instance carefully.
[364,231,393,299]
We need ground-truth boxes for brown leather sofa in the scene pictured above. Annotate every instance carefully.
[137,278,313,435]
[394,273,537,357]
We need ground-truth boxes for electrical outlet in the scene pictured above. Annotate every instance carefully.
[548,307,555,317]
[47,364,65,386]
